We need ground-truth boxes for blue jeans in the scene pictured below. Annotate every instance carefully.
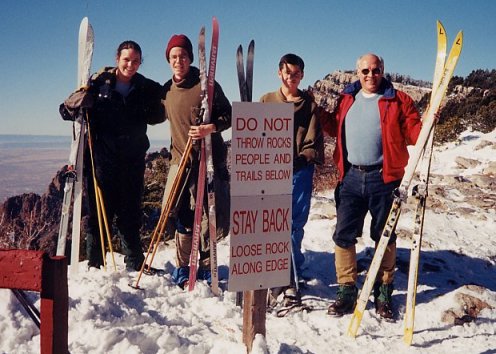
[333,167,400,248]
[292,164,315,277]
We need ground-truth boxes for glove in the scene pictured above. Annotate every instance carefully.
[294,155,308,171]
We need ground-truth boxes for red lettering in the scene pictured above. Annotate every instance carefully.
[263,117,291,131]
[265,257,289,272]
[265,241,290,255]
[231,243,262,258]
[262,208,290,232]
[236,117,258,131]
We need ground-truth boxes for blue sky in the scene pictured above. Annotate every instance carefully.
[1,0,495,140]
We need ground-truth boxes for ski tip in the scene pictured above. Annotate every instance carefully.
[454,31,464,47]
[436,20,445,34]
[79,17,89,31]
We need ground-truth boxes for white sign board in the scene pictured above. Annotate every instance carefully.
[229,102,293,292]
[231,102,294,196]
[229,194,292,291]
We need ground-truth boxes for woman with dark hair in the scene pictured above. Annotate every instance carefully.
[60,40,165,271]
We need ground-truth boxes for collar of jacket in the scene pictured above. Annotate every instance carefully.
[172,66,200,89]
[342,78,396,99]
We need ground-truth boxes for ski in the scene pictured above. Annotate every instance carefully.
[205,17,220,295]
[347,27,463,338]
[188,18,220,292]
[56,17,94,272]
[234,39,255,306]
[236,40,255,102]
[403,20,447,345]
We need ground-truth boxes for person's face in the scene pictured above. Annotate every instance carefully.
[116,48,141,82]
[278,63,303,91]
[169,47,191,81]
[357,55,383,94]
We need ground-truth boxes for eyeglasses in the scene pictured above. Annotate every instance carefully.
[170,54,189,62]
[360,68,382,76]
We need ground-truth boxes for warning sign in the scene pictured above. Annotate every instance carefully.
[229,102,293,292]
[231,102,294,197]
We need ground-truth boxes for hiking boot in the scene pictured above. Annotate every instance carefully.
[327,284,358,316]
[125,254,145,272]
[282,287,301,307]
[87,261,103,270]
[197,267,212,286]
[266,287,284,311]
[172,266,190,289]
[374,283,395,320]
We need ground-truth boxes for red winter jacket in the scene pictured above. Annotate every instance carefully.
[321,79,422,184]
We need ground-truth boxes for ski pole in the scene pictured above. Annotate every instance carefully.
[11,289,40,328]
[87,115,116,270]
[130,136,193,289]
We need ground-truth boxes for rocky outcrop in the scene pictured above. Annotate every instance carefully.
[441,285,495,325]
[310,70,432,113]
[0,169,65,254]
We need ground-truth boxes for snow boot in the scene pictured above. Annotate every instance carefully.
[374,283,395,320]
[327,284,358,317]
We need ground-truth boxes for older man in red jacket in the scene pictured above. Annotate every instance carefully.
[321,53,422,319]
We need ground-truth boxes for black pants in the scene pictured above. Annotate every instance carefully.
[85,150,145,268]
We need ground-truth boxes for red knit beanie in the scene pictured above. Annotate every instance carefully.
[165,34,193,63]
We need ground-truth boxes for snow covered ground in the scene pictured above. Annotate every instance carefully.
[1,129,495,354]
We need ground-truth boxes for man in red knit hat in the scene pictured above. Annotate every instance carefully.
[161,34,232,289]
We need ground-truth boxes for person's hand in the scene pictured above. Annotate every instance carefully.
[188,123,216,140]
[421,104,442,124]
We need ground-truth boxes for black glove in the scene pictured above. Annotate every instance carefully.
[294,155,308,171]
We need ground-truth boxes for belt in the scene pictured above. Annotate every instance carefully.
[351,164,382,172]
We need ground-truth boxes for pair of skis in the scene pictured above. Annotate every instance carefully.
[234,40,255,307]
[347,21,463,342]
[56,17,94,276]
[402,20,451,345]
[236,40,254,103]
[188,18,220,294]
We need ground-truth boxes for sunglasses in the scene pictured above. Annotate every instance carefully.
[360,68,382,76]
